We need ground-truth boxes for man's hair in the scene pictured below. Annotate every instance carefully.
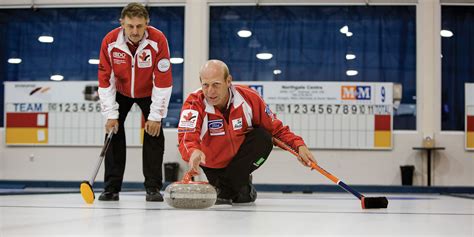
[121,3,149,20]
[222,63,230,80]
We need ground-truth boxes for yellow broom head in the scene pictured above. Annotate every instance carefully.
[80,181,95,204]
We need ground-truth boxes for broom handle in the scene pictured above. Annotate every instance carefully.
[272,137,364,200]
[89,132,114,185]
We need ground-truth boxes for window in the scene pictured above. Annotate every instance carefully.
[210,6,416,130]
[0,7,184,127]
[441,6,474,131]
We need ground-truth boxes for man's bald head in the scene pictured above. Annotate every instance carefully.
[199,60,232,110]
[199,60,230,82]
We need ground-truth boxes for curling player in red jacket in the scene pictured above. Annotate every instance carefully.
[178,60,316,205]
[97,3,172,202]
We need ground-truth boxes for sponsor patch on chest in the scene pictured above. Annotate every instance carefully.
[112,51,127,65]
[113,52,126,59]
[232,118,243,130]
[137,49,152,68]
[208,119,225,136]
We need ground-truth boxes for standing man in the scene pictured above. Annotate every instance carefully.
[177,60,316,205]
[97,3,173,202]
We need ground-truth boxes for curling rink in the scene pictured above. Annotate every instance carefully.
[0,191,472,236]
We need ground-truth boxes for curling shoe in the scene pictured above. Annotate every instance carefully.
[98,191,119,201]
[146,188,164,202]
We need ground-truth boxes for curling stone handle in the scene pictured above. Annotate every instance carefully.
[182,170,198,183]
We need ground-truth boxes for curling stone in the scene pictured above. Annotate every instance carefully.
[164,171,217,209]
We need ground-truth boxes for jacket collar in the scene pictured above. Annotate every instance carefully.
[114,28,150,57]
[231,85,245,108]
[204,85,244,114]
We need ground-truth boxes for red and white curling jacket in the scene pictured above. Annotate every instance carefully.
[98,26,173,121]
[178,85,306,168]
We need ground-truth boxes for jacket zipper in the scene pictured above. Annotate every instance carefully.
[225,111,236,156]
[130,55,136,98]
[227,124,236,156]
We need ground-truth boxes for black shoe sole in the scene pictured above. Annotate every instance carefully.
[215,198,232,205]
[98,197,119,201]
[146,197,164,202]
[98,193,119,201]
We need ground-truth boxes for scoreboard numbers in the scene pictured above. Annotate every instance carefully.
[4,81,143,146]
[238,81,393,150]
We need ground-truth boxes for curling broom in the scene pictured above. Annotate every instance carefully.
[80,132,114,204]
[273,137,388,209]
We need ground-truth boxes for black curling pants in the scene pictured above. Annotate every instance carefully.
[103,92,164,192]
[201,127,273,201]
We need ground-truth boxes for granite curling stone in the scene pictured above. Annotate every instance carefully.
[164,181,217,209]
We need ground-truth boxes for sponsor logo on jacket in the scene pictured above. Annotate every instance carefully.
[232,118,243,130]
[208,119,225,136]
[112,51,127,65]
[157,58,170,72]
[113,52,126,59]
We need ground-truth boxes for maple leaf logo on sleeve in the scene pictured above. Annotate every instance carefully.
[178,109,199,129]
[183,111,197,121]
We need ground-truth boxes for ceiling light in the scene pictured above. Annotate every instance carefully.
[38,36,54,43]
[170,57,184,64]
[237,30,252,38]
[345,54,356,60]
[346,70,358,76]
[340,25,349,34]
[88,59,99,65]
[222,12,240,20]
[273,69,282,75]
[256,53,273,60]
[8,58,22,64]
[346,32,353,37]
[50,74,64,81]
[440,30,453,37]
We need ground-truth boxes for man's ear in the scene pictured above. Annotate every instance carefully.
[227,75,233,84]
[119,18,124,26]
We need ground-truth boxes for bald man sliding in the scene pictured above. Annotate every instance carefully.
[177,60,316,205]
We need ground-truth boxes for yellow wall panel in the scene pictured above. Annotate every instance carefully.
[467,132,474,149]
[6,128,48,144]
[374,131,391,148]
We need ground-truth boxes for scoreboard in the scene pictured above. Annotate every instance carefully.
[466,83,474,150]
[236,81,394,150]
[4,81,144,146]
[4,81,393,149]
